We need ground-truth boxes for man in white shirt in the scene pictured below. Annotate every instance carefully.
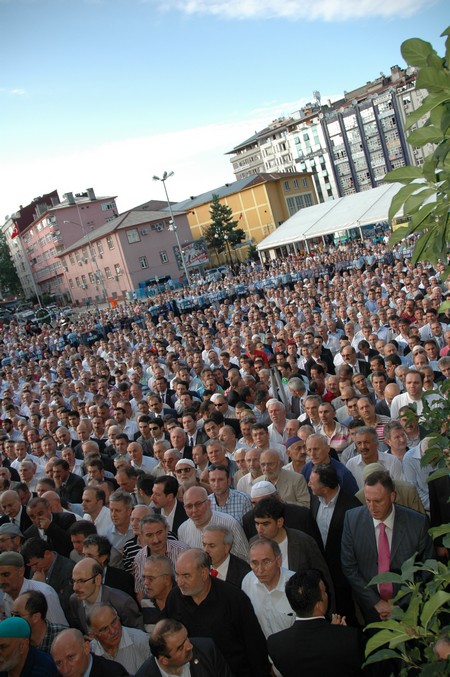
[82,487,113,536]
[346,427,403,489]
[241,537,295,639]
[128,441,158,474]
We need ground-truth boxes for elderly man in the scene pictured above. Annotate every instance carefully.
[69,556,143,633]
[128,441,158,474]
[201,525,250,587]
[241,537,295,638]
[0,490,33,532]
[103,490,134,556]
[135,618,233,677]
[82,535,135,598]
[178,486,248,561]
[141,555,175,631]
[345,427,404,489]
[0,551,68,625]
[87,602,151,674]
[166,549,271,677]
[236,448,262,496]
[301,434,358,495]
[255,449,310,507]
[51,627,128,677]
[0,523,23,554]
[133,514,189,599]
[0,616,58,676]
[169,427,192,460]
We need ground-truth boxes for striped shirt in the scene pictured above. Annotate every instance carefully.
[133,539,189,595]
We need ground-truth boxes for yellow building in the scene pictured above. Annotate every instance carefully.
[172,172,317,263]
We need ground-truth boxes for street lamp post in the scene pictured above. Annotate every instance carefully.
[64,220,109,306]
[152,171,191,287]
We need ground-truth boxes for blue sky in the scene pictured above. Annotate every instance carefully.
[0,0,446,221]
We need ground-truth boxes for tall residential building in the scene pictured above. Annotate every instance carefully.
[228,66,428,201]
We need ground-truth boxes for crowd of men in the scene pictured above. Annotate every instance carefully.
[0,236,448,676]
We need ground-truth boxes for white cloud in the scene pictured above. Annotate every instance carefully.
[0,87,26,96]
[0,95,322,220]
[152,0,432,21]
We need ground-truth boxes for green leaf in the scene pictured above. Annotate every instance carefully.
[387,182,424,221]
[401,38,436,68]
[411,230,436,266]
[416,67,450,93]
[422,156,438,181]
[384,166,423,184]
[421,591,450,629]
[365,629,399,655]
[408,126,444,147]
[439,299,450,312]
[404,187,436,214]
[363,648,401,666]
[402,589,422,628]
[429,523,450,539]
[405,92,450,131]
[370,572,404,585]
[409,201,437,229]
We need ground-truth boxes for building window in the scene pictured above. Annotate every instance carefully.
[159,250,169,263]
[69,253,75,265]
[293,179,299,188]
[127,229,141,244]
[69,279,74,289]
[284,181,290,190]
[81,275,87,286]
[139,256,149,269]
[286,193,314,216]
[97,241,104,255]
[89,272,96,283]
[106,236,114,250]
[101,202,116,211]
[75,277,80,287]
[105,267,112,278]
[302,178,308,187]
[114,264,122,276]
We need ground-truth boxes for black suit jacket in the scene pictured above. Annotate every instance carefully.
[310,490,361,591]
[242,502,323,552]
[355,359,371,377]
[225,554,251,587]
[46,553,75,616]
[24,512,75,557]
[89,653,128,677]
[268,618,365,677]
[375,399,391,417]
[104,565,136,600]
[154,500,188,538]
[135,637,234,677]
[58,472,86,504]
[0,508,32,533]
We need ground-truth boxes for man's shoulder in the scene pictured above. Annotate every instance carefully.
[91,653,128,677]
[394,504,428,526]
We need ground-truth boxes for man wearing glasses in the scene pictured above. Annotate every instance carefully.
[68,557,143,634]
[87,602,150,674]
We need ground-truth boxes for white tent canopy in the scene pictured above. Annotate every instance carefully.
[257,183,402,251]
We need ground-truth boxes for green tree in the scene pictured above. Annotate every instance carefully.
[204,194,245,264]
[385,26,450,273]
[0,234,21,296]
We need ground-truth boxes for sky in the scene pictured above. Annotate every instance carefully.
[0,0,447,222]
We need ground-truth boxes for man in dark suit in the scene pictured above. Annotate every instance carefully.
[201,525,250,587]
[68,557,143,633]
[52,628,128,677]
[252,498,334,605]
[341,470,435,624]
[268,569,365,677]
[309,464,361,623]
[152,475,188,538]
[51,458,86,504]
[242,483,323,552]
[24,496,75,558]
[135,619,233,677]
[340,345,371,377]
[20,537,74,618]
[0,490,33,532]
[82,534,135,600]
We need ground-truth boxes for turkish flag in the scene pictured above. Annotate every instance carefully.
[10,224,19,239]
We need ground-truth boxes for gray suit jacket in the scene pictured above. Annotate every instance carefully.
[69,584,144,633]
[341,504,435,622]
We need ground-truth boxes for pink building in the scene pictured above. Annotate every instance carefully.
[59,203,192,305]
[18,188,118,303]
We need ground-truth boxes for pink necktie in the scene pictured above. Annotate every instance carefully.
[378,523,393,601]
